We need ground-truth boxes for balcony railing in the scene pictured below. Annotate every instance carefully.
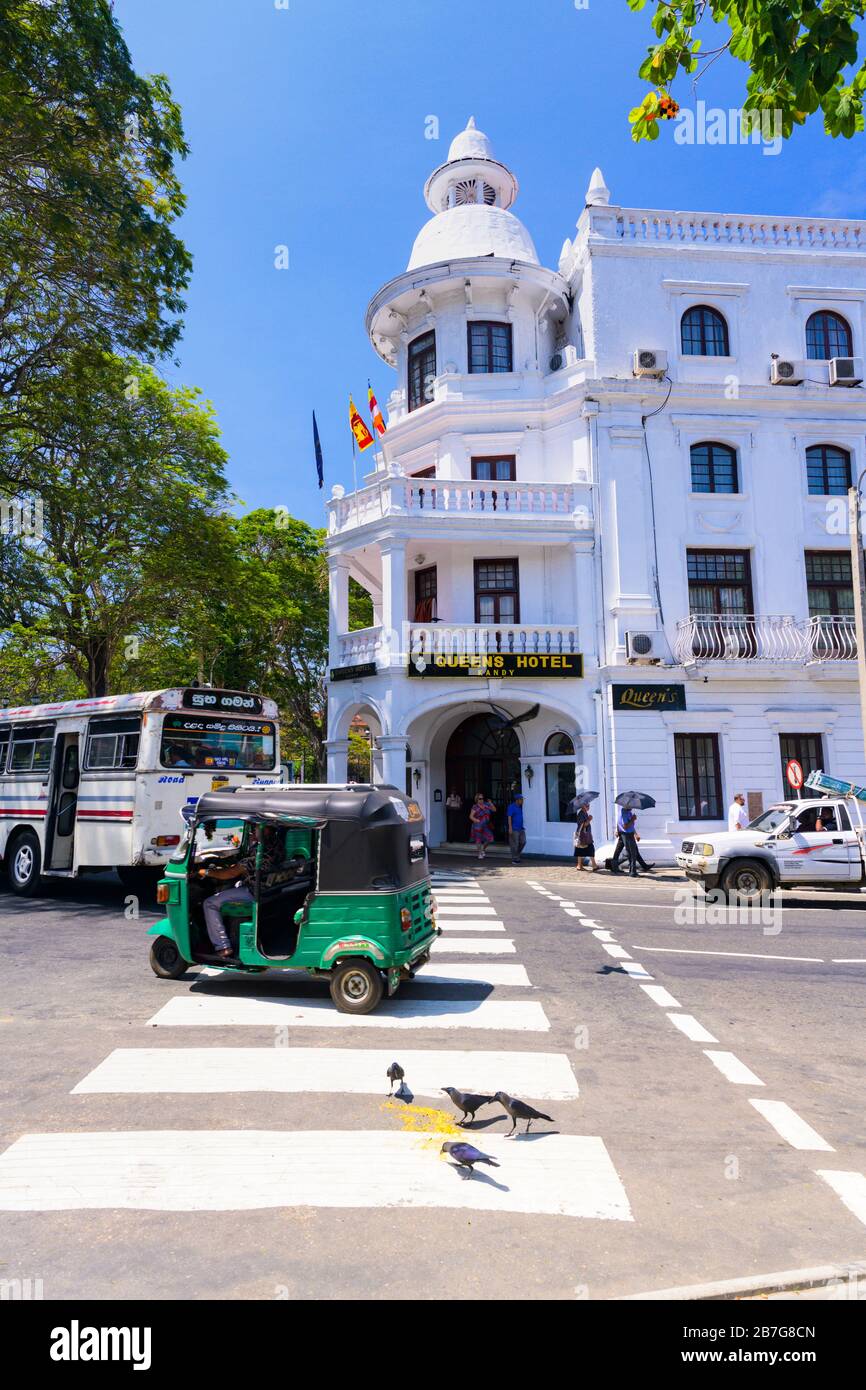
[804,615,857,661]
[674,614,857,663]
[409,623,581,661]
[336,626,383,667]
[327,476,589,535]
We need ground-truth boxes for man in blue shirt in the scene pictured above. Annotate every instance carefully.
[611,804,641,877]
[506,794,526,865]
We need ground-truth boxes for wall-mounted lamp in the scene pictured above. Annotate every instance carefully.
[413,768,422,788]
[524,765,534,788]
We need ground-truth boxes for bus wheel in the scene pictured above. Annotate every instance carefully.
[720,860,771,903]
[7,831,42,896]
[149,937,190,980]
[329,959,384,1015]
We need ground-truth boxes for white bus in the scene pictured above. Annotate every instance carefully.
[0,687,280,896]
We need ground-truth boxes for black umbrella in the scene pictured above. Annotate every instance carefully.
[569,791,600,810]
[615,791,656,810]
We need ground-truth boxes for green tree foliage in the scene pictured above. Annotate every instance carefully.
[628,0,866,141]
[0,0,190,419]
[0,351,230,697]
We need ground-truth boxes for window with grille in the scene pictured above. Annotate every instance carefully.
[804,551,854,616]
[779,734,824,795]
[806,311,852,361]
[687,550,752,615]
[408,331,436,412]
[690,442,738,494]
[474,559,519,624]
[675,733,723,820]
[468,321,513,374]
[806,444,851,496]
[681,305,730,356]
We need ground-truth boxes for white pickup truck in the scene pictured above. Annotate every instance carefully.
[677,771,866,899]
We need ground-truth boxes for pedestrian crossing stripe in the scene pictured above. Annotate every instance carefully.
[434,905,497,915]
[437,919,505,932]
[147,995,551,1031]
[0,1132,632,1220]
[73,1048,580,1100]
[415,962,531,986]
[430,937,515,954]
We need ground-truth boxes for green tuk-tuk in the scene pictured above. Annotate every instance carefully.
[147,784,438,1013]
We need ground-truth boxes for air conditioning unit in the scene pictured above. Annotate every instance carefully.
[769,358,805,385]
[633,349,668,378]
[829,356,864,387]
[548,344,578,373]
[626,630,663,664]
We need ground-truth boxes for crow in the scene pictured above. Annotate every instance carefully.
[441,1086,497,1124]
[386,1061,405,1095]
[440,1142,500,1177]
[494,1091,554,1136]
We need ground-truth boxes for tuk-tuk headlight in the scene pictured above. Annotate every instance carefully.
[400,908,412,932]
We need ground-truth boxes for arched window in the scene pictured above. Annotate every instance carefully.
[806,444,851,496]
[543,732,578,823]
[806,310,852,361]
[681,305,730,357]
[545,732,575,757]
[690,442,738,494]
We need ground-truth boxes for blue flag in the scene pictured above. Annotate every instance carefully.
[312,410,324,489]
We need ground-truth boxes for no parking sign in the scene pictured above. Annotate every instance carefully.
[785,758,804,792]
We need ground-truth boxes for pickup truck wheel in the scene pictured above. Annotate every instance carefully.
[149,937,190,980]
[720,860,771,903]
[330,959,384,1015]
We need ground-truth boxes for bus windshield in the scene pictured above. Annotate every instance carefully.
[160,715,277,771]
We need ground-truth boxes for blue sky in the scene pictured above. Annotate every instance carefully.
[114,0,866,526]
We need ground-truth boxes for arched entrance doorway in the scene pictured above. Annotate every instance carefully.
[445,713,521,843]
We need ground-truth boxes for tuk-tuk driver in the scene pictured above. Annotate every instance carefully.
[199,823,282,958]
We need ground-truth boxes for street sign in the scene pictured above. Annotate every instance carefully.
[786,758,804,790]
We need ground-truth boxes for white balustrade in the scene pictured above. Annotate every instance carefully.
[327,477,586,534]
[337,626,383,666]
[408,623,581,661]
[674,614,858,663]
[614,210,864,252]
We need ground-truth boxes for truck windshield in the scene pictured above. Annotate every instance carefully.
[160,715,276,770]
[748,808,790,833]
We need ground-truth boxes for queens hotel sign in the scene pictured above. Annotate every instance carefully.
[408,653,584,679]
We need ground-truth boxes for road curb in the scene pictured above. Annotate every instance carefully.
[621,1259,866,1300]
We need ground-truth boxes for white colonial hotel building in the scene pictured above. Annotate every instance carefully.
[325,119,866,859]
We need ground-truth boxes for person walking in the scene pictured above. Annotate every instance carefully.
[728,793,749,832]
[610,804,642,877]
[506,793,526,865]
[573,804,597,871]
[469,792,496,861]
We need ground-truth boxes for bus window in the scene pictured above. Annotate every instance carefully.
[0,728,9,773]
[160,715,276,771]
[9,722,55,773]
[85,717,141,771]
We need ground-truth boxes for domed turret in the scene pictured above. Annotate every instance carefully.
[407,118,539,271]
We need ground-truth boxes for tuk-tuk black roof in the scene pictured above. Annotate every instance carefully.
[193,784,427,893]
[194,784,419,828]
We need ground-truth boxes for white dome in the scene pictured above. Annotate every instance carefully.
[447,116,494,163]
[407,204,539,270]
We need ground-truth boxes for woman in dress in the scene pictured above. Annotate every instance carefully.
[469,791,496,860]
[573,804,598,871]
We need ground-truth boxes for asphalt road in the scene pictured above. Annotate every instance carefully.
[1,860,865,1300]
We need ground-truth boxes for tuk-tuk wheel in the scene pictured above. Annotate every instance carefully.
[329,959,384,1015]
[149,936,190,980]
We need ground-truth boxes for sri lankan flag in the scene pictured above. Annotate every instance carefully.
[349,395,374,451]
[368,380,386,436]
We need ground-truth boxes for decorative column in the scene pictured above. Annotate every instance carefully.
[328,554,351,670]
[325,737,350,783]
[376,734,409,790]
[379,538,408,667]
